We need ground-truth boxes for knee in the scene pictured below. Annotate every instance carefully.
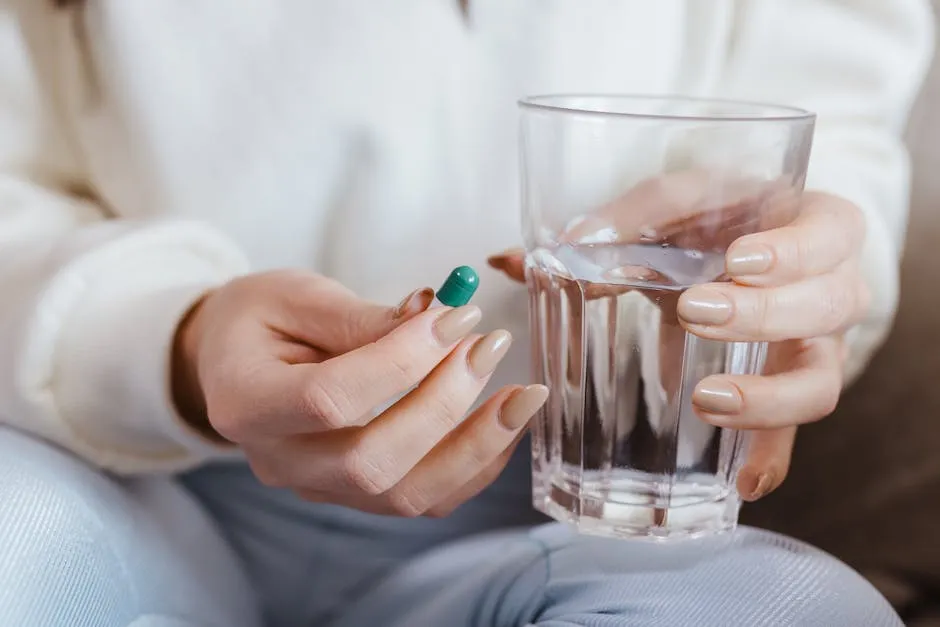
[0,427,136,626]
[722,529,903,627]
[521,525,902,626]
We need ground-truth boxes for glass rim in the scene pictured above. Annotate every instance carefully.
[518,93,815,123]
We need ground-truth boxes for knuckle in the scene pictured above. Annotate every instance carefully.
[356,339,427,391]
[455,433,495,471]
[386,488,428,518]
[340,440,395,496]
[747,290,776,337]
[763,228,804,277]
[301,378,350,430]
[791,228,816,275]
[384,346,422,383]
[819,281,857,332]
[423,389,465,432]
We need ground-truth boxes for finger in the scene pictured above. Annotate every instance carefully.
[278,332,514,494]
[299,386,543,517]
[736,427,797,502]
[386,384,547,517]
[487,248,526,283]
[271,270,435,354]
[338,331,515,495]
[301,285,437,354]
[293,487,392,515]
[726,192,864,287]
[234,305,483,436]
[424,431,526,518]
[302,309,490,431]
[562,170,740,242]
[678,263,867,342]
[490,251,634,302]
[293,432,519,518]
[691,337,843,430]
[562,171,787,247]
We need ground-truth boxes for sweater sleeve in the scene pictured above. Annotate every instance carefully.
[720,0,934,384]
[0,2,249,474]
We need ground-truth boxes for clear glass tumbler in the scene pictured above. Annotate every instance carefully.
[521,95,816,541]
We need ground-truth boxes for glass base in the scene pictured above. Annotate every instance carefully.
[533,467,741,542]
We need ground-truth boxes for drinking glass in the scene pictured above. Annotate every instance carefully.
[520,95,815,541]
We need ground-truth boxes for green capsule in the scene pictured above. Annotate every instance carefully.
[435,265,480,307]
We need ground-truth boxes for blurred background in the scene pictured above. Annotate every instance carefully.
[742,5,940,623]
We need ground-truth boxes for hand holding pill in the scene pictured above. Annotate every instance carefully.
[171,267,548,517]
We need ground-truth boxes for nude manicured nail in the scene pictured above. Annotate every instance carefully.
[678,289,734,326]
[394,287,435,318]
[486,255,508,270]
[467,330,512,377]
[693,380,743,415]
[739,472,775,502]
[433,306,482,345]
[486,248,523,269]
[727,244,774,276]
[499,384,549,430]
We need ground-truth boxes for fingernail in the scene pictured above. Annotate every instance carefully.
[467,330,512,377]
[727,244,774,276]
[499,384,549,430]
[486,248,523,269]
[692,380,743,414]
[394,288,435,318]
[433,306,482,346]
[739,472,774,501]
[486,255,506,270]
[678,289,733,325]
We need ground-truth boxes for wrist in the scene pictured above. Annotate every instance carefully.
[171,293,226,443]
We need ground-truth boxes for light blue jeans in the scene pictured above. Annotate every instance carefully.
[0,426,901,627]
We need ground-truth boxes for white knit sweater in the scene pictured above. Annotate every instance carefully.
[0,0,932,474]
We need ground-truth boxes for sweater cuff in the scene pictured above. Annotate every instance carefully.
[28,222,249,474]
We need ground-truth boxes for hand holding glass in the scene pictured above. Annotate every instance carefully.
[519,96,816,540]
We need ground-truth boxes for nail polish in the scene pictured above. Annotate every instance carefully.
[692,380,743,415]
[727,244,774,276]
[467,330,512,378]
[678,289,733,325]
[740,472,774,501]
[499,385,549,430]
[379,265,482,416]
[394,288,435,318]
[433,307,483,346]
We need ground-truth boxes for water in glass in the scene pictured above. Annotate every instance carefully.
[527,241,765,540]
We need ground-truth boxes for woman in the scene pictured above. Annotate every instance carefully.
[0,1,932,625]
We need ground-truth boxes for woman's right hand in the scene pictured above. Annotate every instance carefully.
[171,270,548,517]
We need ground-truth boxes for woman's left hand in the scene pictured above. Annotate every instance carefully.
[488,190,869,502]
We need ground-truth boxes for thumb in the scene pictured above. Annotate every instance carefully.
[487,248,526,283]
[325,286,435,354]
[737,426,796,502]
